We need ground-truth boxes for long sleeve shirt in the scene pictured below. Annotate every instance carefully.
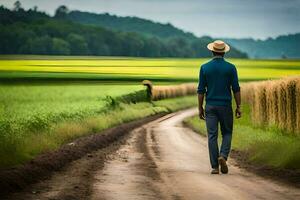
[197,57,240,106]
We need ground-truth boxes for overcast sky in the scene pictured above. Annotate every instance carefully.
[1,0,300,39]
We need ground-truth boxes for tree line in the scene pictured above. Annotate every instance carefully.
[0,3,247,58]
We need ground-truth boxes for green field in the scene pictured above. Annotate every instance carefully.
[0,80,197,168]
[0,83,143,129]
[1,56,300,168]
[1,56,300,82]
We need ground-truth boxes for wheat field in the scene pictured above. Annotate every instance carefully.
[241,77,300,134]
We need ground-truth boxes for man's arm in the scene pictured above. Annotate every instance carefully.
[198,94,205,120]
[232,66,241,118]
[197,66,206,120]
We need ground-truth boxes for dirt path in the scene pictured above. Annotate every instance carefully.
[6,108,300,200]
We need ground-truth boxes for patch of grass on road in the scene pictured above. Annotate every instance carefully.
[183,104,300,169]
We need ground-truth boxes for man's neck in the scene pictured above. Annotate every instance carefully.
[213,55,224,59]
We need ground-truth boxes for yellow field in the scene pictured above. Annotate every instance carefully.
[0,57,300,81]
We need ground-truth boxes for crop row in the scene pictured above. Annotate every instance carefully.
[142,80,197,101]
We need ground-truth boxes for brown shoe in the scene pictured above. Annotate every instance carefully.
[218,156,228,174]
[211,168,219,174]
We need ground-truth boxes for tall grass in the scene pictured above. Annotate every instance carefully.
[241,77,300,135]
[297,80,300,132]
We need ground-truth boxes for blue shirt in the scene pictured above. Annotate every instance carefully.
[197,57,240,106]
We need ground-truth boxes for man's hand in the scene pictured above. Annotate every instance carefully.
[235,107,242,118]
[199,107,205,120]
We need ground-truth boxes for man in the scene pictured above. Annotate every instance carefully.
[197,40,241,174]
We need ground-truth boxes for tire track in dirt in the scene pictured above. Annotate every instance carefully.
[91,127,165,200]
[91,113,182,200]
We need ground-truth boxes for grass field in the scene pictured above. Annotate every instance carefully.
[0,83,143,130]
[1,56,300,81]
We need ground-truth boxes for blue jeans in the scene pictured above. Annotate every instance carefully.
[205,104,233,169]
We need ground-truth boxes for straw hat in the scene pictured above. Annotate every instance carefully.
[207,40,230,53]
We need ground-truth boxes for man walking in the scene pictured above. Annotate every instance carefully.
[197,40,241,174]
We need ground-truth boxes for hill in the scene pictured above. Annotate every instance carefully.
[67,11,196,40]
[224,34,300,58]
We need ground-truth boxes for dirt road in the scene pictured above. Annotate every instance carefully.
[7,108,300,200]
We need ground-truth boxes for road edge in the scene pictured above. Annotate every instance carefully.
[0,112,167,197]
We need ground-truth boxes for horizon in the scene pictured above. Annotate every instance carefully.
[1,0,300,40]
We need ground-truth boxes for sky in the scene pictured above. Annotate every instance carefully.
[1,0,300,39]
